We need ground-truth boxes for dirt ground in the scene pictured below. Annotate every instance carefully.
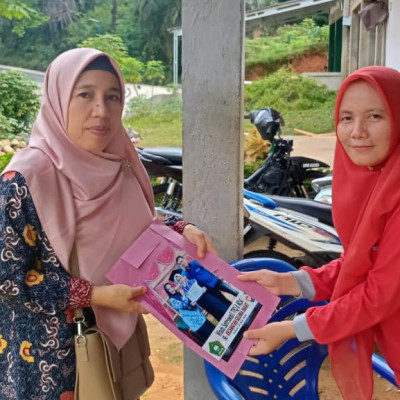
[245,54,329,81]
[142,136,399,400]
[142,314,400,400]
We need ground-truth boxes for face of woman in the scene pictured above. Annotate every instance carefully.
[165,284,175,294]
[337,80,391,167]
[67,69,123,153]
[175,274,183,283]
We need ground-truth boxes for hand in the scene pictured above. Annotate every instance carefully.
[182,224,218,258]
[237,270,300,296]
[91,284,149,314]
[244,321,296,356]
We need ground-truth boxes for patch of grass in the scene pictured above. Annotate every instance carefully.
[282,107,335,135]
[124,96,183,147]
[124,112,182,148]
[0,153,14,173]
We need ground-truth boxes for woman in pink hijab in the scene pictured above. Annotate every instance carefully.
[239,66,400,399]
[0,48,215,399]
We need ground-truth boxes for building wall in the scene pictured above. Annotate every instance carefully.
[340,0,391,78]
[385,0,400,70]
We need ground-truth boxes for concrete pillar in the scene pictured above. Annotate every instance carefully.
[181,0,245,398]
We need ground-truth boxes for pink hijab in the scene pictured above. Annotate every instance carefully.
[4,48,155,349]
[327,66,400,398]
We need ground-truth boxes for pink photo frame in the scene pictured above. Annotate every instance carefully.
[106,219,279,378]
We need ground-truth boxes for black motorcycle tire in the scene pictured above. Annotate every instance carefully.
[243,249,296,267]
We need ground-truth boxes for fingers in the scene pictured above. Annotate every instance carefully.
[243,327,266,340]
[237,271,265,282]
[248,341,269,356]
[130,285,147,299]
[135,303,149,314]
[243,328,274,356]
[195,234,208,258]
[129,286,149,314]
[182,225,218,258]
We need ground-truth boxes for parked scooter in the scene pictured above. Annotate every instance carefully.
[243,189,341,268]
[135,147,340,268]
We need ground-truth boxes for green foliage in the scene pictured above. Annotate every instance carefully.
[0,152,13,173]
[121,57,144,84]
[245,67,336,133]
[246,18,329,72]
[0,0,47,36]
[65,4,113,49]
[79,34,129,64]
[144,61,165,84]
[245,67,336,111]
[0,71,40,136]
[0,112,18,137]
[244,160,263,178]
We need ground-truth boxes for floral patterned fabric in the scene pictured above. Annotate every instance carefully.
[0,172,94,399]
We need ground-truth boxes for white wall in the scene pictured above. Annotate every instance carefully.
[385,0,400,70]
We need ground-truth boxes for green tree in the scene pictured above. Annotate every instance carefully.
[144,60,165,84]
[144,60,165,108]
[0,71,41,136]
[0,0,47,36]
[133,0,180,79]
[120,57,144,94]
[111,0,117,32]
[79,34,128,63]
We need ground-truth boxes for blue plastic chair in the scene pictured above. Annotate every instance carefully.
[204,258,398,399]
[372,353,397,387]
[205,258,328,400]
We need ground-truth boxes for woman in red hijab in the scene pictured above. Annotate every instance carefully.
[239,66,400,399]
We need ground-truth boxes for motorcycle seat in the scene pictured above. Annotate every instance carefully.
[142,147,183,165]
[269,195,333,227]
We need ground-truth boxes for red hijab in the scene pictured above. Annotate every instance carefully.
[330,66,400,398]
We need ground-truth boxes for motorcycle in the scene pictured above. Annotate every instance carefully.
[244,107,330,197]
[242,189,341,268]
[135,147,340,268]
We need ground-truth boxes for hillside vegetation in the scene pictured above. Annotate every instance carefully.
[246,19,329,77]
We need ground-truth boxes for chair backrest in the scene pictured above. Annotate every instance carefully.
[372,353,397,387]
[204,258,328,400]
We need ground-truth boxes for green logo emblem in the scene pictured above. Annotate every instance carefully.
[209,341,225,356]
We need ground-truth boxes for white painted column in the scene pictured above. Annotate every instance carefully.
[181,0,245,398]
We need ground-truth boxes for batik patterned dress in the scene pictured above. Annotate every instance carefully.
[0,171,93,400]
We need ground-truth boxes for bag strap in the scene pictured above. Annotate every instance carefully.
[70,243,84,321]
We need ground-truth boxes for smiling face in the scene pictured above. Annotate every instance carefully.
[337,80,391,168]
[67,69,123,153]
[165,283,175,294]
[174,274,184,284]
[176,257,188,269]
